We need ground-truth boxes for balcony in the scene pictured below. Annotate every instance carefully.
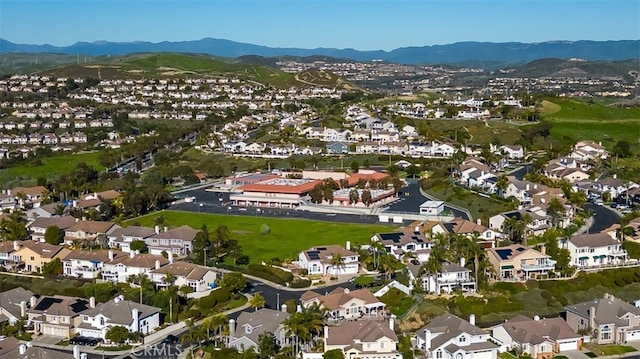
[74,266,100,273]
[521,261,556,272]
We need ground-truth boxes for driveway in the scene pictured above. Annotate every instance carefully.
[585,203,621,234]
[384,182,470,220]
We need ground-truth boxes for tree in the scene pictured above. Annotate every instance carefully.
[249,293,266,311]
[44,225,64,245]
[353,275,374,288]
[361,189,372,207]
[181,319,206,359]
[348,189,359,205]
[130,240,147,253]
[555,248,575,277]
[106,325,130,344]
[323,186,334,204]
[349,161,359,172]
[495,174,509,196]
[42,257,63,276]
[258,332,278,359]
[323,349,345,359]
[547,197,565,228]
[220,272,247,293]
[330,253,346,276]
[192,225,211,265]
[613,140,632,158]
[309,184,324,204]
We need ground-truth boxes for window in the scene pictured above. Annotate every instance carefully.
[459,336,466,343]
[436,351,442,359]
[100,317,105,326]
[601,325,611,341]
[380,341,386,349]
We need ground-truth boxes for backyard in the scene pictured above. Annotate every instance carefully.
[125,210,396,263]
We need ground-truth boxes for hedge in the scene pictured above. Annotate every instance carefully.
[289,279,311,288]
[245,264,294,285]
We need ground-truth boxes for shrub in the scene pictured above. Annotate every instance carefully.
[210,288,231,303]
[260,224,271,235]
[245,264,293,284]
[199,293,218,310]
[289,279,311,288]
[541,290,552,300]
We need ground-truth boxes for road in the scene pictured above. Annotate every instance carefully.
[585,203,621,234]
[383,182,470,220]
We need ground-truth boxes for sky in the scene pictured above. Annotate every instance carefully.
[1,0,638,51]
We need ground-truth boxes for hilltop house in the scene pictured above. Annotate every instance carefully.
[300,287,386,321]
[485,244,556,281]
[492,315,582,356]
[102,252,169,284]
[559,233,628,268]
[147,261,217,292]
[145,225,199,256]
[414,259,476,294]
[27,295,93,338]
[62,250,124,279]
[296,244,360,276]
[371,226,434,263]
[13,241,71,273]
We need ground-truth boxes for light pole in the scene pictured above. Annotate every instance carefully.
[277,292,280,310]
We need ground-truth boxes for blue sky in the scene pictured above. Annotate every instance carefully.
[1,0,638,50]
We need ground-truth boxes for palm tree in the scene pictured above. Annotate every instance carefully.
[330,253,346,276]
[210,314,228,347]
[495,174,509,197]
[521,213,533,246]
[181,319,206,359]
[249,293,266,312]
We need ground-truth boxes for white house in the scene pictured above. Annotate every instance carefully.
[145,225,198,256]
[492,315,582,356]
[320,317,402,359]
[300,287,385,321]
[419,200,445,216]
[101,252,170,284]
[107,226,156,253]
[76,296,161,340]
[559,232,628,268]
[415,313,498,359]
[371,226,433,263]
[296,243,360,276]
[148,261,217,292]
[418,260,476,294]
[63,250,124,280]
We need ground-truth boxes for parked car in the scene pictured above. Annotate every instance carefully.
[69,336,103,346]
[160,334,179,345]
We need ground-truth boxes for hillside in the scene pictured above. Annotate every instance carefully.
[2,38,638,66]
[32,53,352,89]
[504,58,640,80]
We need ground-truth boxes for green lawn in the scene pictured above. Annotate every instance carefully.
[583,343,637,356]
[424,182,515,223]
[0,152,104,188]
[125,210,396,262]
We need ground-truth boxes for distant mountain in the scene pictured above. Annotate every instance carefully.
[506,58,640,80]
[1,38,638,65]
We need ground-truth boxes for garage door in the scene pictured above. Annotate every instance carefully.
[44,325,67,337]
[559,341,578,351]
[627,330,640,341]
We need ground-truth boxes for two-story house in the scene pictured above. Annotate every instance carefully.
[486,244,556,281]
[416,260,476,294]
[62,250,123,279]
[148,261,217,292]
[63,220,120,246]
[0,241,22,271]
[492,315,582,356]
[13,241,71,273]
[27,216,78,242]
[300,287,385,321]
[76,296,161,340]
[565,293,640,344]
[0,287,35,325]
[102,252,169,284]
[0,193,16,212]
[431,218,501,246]
[489,210,550,238]
[228,308,289,353]
[296,244,360,276]
[10,186,46,208]
[559,233,628,268]
[107,226,156,253]
[415,313,498,359]
[145,225,198,256]
[371,225,434,263]
[321,317,402,359]
[27,295,93,338]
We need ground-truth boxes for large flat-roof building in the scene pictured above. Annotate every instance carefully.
[230,178,321,208]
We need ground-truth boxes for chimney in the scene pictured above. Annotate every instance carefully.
[163,226,168,233]
[613,174,617,179]
[424,328,432,350]
[346,241,351,251]
[108,250,114,261]
[73,345,80,359]
[155,260,161,270]
[20,301,26,317]
[19,344,27,355]
[540,245,546,255]
[324,325,329,342]
[130,251,135,259]
[414,225,420,233]
[460,258,466,267]
[534,315,540,321]
[81,354,88,359]
[389,314,396,331]
[89,296,96,309]
[30,296,37,308]
[168,252,174,264]
[132,308,140,332]
[476,218,482,226]
[229,319,236,337]
[296,305,302,313]
[13,240,19,251]
[589,306,596,330]
[469,314,475,326]
[154,225,160,234]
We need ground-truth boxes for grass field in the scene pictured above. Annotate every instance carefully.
[424,183,514,223]
[0,152,104,188]
[583,343,637,356]
[125,210,396,263]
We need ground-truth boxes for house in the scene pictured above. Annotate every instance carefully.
[27,295,93,338]
[76,296,161,340]
[321,317,402,359]
[102,252,169,284]
[13,241,71,273]
[565,293,640,344]
[417,260,476,294]
[415,313,498,359]
[228,308,289,352]
[432,218,501,245]
[559,233,628,268]
[420,200,445,216]
[107,225,156,253]
[489,210,550,237]
[10,186,47,207]
[0,287,35,325]
[371,226,433,263]
[25,202,61,221]
[148,261,217,292]
[0,241,23,271]
[500,145,524,160]
[296,243,360,276]
[571,140,608,160]
[0,337,76,359]
[300,287,386,321]
[0,193,16,212]
[63,220,120,246]
[492,315,582,357]
[27,215,78,242]
[326,142,350,154]
[62,249,123,279]
[145,225,199,256]
[485,244,556,281]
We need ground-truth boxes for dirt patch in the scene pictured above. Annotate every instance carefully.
[232,230,253,235]
[539,100,562,115]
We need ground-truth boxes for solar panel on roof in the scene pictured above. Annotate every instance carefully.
[316,247,326,251]
[495,249,513,260]
[516,247,525,252]
[307,251,320,260]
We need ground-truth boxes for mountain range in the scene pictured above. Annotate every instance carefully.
[1,38,638,65]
